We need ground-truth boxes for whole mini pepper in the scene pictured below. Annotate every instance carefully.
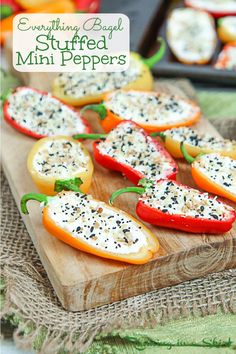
[27,135,94,195]
[215,42,236,71]
[81,90,201,134]
[0,0,76,44]
[152,127,236,160]
[181,143,236,202]
[52,38,166,106]
[185,0,236,18]
[73,121,178,185]
[4,87,91,139]
[21,179,159,265]
[110,178,236,234]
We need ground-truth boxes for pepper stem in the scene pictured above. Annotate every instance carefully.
[73,133,107,140]
[180,142,195,164]
[109,186,145,205]
[21,193,49,215]
[54,177,84,193]
[150,131,166,141]
[80,104,107,120]
[142,37,166,69]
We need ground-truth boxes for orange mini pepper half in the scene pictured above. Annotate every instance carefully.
[27,136,94,195]
[152,127,236,160]
[20,184,159,265]
[81,90,201,134]
[181,143,236,202]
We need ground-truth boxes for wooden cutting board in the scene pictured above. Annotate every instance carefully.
[2,69,236,311]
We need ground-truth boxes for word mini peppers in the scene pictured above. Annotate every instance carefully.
[181,143,236,202]
[81,90,201,134]
[20,181,159,265]
[153,127,236,159]
[52,39,166,106]
[110,179,236,234]
[4,87,91,139]
[27,136,94,196]
[73,121,178,185]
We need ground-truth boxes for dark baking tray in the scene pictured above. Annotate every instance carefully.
[138,0,236,86]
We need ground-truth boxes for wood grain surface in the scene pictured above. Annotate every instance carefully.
[1,70,235,311]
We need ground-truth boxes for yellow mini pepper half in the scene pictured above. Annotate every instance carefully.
[52,39,166,106]
[27,136,94,195]
[152,127,236,160]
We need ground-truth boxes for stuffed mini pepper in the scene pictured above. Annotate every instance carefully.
[81,90,201,133]
[167,8,217,65]
[153,127,236,160]
[73,121,178,185]
[21,180,159,265]
[181,143,236,202]
[27,136,94,195]
[4,87,91,138]
[185,0,236,18]
[110,179,236,234]
[52,39,165,106]
[215,42,236,71]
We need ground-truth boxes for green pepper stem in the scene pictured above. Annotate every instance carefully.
[142,37,166,69]
[180,142,195,164]
[73,133,107,140]
[54,177,84,193]
[150,131,166,141]
[21,193,49,215]
[109,187,145,205]
[80,104,107,120]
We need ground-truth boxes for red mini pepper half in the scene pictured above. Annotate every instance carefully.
[73,121,178,185]
[4,87,91,139]
[109,179,236,234]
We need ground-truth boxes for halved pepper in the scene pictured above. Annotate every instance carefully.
[217,17,236,44]
[152,127,236,160]
[181,143,236,202]
[4,87,91,139]
[27,136,94,195]
[21,179,159,264]
[185,0,236,18]
[81,90,201,134]
[73,121,178,185]
[110,179,236,234]
[52,39,166,106]
[215,42,236,71]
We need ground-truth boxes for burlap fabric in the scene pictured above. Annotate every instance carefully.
[1,80,236,353]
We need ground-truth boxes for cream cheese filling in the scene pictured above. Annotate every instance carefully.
[167,8,216,62]
[194,154,236,196]
[33,138,89,178]
[141,180,234,220]
[187,0,236,12]
[55,57,142,98]
[47,192,148,254]
[7,88,86,136]
[98,122,175,180]
[165,127,236,152]
[106,90,199,126]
